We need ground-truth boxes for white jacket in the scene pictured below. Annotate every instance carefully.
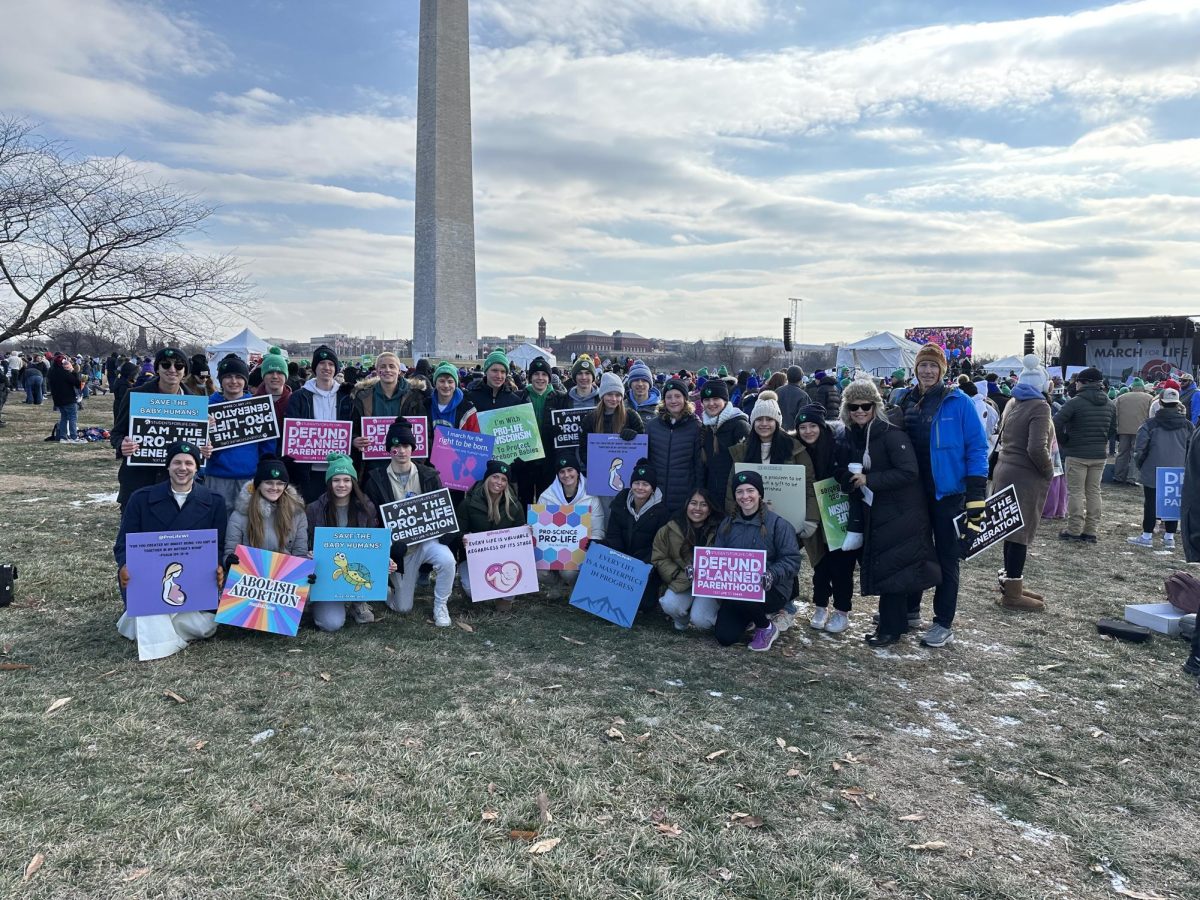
[537,478,607,541]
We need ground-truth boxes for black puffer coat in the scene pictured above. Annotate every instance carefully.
[604,488,670,565]
[644,410,701,516]
[699,405,750,500]
[835,417,940,596]
[812,376,842,418]
[1052,383,1116,460]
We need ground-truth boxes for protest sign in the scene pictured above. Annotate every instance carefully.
[551,408,589,450]
[215,545,314,637]
[379,488,459,546]
[124,529,219,616]
[309,527,391,602]
[207,395,279,450]
[128,394,208,467]
[955,483,1025,560]
[585,433,649,497]
[362,415,428,460]
[429,427,495,491]
[476,405,544,463]
[528,503,591,570]
[1156,467,1185,521]
[569,543,651,628]
[465,526,539,602]
[734,463,806,530]
[282,418,353,463]
[692,547,767,602]
[813,478,850,550]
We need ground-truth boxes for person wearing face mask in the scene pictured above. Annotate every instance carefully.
[698,379,751,503]
[111,347,202,508]
[115,441,226,661]
[253,347,292,435]
[350,351,424,477]
[284,345,350,503]
[201,354,277,511]
[536,454,607,596]
[653,489,724,631]
[603,458,671,611]
[836,379,939,648]
[644,377,702,518]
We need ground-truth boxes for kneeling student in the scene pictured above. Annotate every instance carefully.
[535,454,607,595]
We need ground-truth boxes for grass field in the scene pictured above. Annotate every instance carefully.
[2,391,1198,899]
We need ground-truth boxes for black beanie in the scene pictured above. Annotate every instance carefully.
[485,459,511,480]
[1078,367,1104,384]
[662,378,690,399]
[630,457,658,490]
[386,420,416,449]
[555,454,577,473]
[794,403,826,428]
[164,440,201,467]
[529,356,552,377]
[217,353,250,381]
[733,469,765,497]
[154,347,186,369]
[190,353,210,378]
[700,379,729,402]
[311,344,340,373]
[254,454,290,487]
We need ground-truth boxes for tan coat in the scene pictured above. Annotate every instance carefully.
[1115,389,1153,435]
[992,396,1053,546]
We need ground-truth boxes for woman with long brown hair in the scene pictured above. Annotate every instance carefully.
[224,455,308,561]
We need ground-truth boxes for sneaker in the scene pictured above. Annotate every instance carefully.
[921,624,954,648]
[1058,530,1080,542]
[672,617,688,632]
[433,599,451,627]
[748,623,778,652]
[349,602,375,624]
[907,612,922,631]
[1127,534,1154,548]
[1080,534,1098,544]
[1164,535,1176,550]
[1184,654,1200,677]
[773,607,797,633]
[826,610,850,634]
[810,607,830,630]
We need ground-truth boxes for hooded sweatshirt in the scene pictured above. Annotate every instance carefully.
[304,377,339,421]
[537,476,608,540]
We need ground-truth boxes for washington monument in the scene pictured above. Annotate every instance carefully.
[412,0,478,361]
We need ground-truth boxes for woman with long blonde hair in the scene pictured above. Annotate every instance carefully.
[455,460,526,610]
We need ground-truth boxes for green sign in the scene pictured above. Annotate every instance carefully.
[476,405,545,464]
[813,478,850,551]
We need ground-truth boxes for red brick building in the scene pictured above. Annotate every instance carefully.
[554,329,653,359]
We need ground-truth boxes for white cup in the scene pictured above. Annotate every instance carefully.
[847,463,863,475]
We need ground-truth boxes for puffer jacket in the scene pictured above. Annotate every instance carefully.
[812,376,842,418]
[1134,407,1191,485]
[1115,389,1153,435]
[604,487,670,564]
[1052,383,1116,460]
[643,409,701,516]
[699,403,750,499]
[651,515,720,594]
[710,507,802,590]
[455,479,526,536]
[224,485,309,557]
[465,378,526,413]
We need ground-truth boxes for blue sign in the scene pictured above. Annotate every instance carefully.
[585,433,649,497]
[1156,467,1185,521]
[568,543,651,629]
[309,527,391,602]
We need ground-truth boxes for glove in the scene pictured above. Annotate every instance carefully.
[118,565,130,590]
[307,573,317,585]
[799,519,819,540]
[762,570,775,592]
[619,428,638,441]
[223,552,240,571]
[964,499,986,534]
[685,564,694,580]
[842,532,863,551]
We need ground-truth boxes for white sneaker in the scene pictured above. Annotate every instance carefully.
[825,610,850,634]
[672,617,688,632]
[773,608,797,633]
[433,599,451,627]
[1127,534,1153,548]
[1164,535,1176,550]
[349,602,375,624]
[810,607,830,629]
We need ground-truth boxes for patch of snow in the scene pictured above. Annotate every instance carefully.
[635,716,660,727]
[979,797,1062,847]
[708,691,723,697]
[703,723,723,732]
[942,672,972,683]
[69,491,118,507]
[1009,679,1040,692]
[991,716,1022,728]
[894,723,933,738]
[932,711,971,738]
[18,497,49,503]
[664,679,685,687]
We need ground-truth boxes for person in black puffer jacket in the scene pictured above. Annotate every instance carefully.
[643,378,702,517]
[698,379,750,500]
[604,458,670,610]
[811,370,842,418]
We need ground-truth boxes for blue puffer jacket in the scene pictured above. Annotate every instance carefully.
[204,391,275,479]
[903,387,989,500]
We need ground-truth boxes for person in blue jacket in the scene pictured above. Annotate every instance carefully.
[114,441,227,661]
[201,354,275,511]
[894,343,989,648]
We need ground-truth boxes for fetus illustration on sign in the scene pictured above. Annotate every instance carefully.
[608,457,624,492]
[161,562,187,607]
[485,561,522,595]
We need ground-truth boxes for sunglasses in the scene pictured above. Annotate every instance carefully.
[846,403,874,412]
[160,361,187,371]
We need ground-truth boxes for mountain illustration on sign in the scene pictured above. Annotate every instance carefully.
[574,593,630,627]
[161,561,186,607]
[331,552,373,591]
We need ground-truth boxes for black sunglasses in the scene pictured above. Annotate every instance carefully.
[846,403,874,412]
[160,361,188,371]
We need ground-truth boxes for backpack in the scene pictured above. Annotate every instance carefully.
[1164,570,1200,614]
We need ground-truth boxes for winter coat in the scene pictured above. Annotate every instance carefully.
[775,383,812,428]
[1180,428,1200,562]
[578,404,645,473]
[253,382,291,439]
[349,376,426,474]
[643,409,702,516]
[363,461,444,510]
[47,363,80,407]
[604,487,670,564]
[465,378,526,413]
[835,417,939,596]
[1115,389,1153,435]
[899,386,990,500]
[627,388,660,416]
[812,377,842,418]
[114,481,227,568]
[699,403,750,500]
[456,479,526,536]
[537,478,607,541]
[205,391,275,479]
[428,387,480,434]
[711,507,802,590]
[1134,407,1190,486]
[991,386,1053,546]
[304,491,381,544]
[224,485,309,557]
[110,377,203,506]
[651,516,720,594]
[283,380,350,489]
[1052,384,1116,460]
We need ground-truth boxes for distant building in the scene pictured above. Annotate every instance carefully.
[554,329,653,359]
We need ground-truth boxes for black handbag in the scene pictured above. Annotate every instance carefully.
[0,564,15,608]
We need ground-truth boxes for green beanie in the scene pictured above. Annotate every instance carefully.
[999,382,1012,395]
[698,367,709,378]
[570,355,595,379]
[891,368,905,381]
[433,361,459,384]
[717,365,729,378]
[260,346,289,377]
[325,453,357,482]
[1130,377,1145,390]
[484,349,509,372]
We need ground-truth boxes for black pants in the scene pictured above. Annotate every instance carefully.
[1003,541,1027,579]
[906,493,963,628]
[1142,485,1177,534]
[715,584,788,646]
[812,549,858,612]
[877,592,909,636]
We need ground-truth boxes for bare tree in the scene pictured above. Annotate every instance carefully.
[0,118,252,345]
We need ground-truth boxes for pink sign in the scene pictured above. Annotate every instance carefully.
[464,526,539,603]
[362,416,428,460]
[691,547,767,602]
[282,418,353,463]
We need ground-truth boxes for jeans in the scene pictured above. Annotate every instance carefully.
[714,584,788,646]
[57,401,78,441]
[389,541,455,611]
[313,602,348,632]
[659,588,719,629]
[1065,457,1106,536]
[905,492,964,628]
[1113,434,1137,482]
[25,374,43,404]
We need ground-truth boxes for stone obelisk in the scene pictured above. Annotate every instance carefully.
[412,0,478,361]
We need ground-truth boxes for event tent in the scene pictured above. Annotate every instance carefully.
[205,328,270,363]
[507,341,557,372]
[980,355,1024,375]
[835,332,920,376]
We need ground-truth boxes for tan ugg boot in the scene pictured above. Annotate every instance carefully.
[998,577,1045,611]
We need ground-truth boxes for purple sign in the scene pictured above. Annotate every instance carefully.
[692,547,767,602]
[429,427,495,491]
[585,433,649,498]
[124,529,220,616]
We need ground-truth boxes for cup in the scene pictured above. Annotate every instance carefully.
[847,463,863,475]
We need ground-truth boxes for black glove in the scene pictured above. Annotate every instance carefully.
[620,428,638,441]
[965,475,988,505]
[390,540,408,575]
[223,552,240,571]
[307,573,317,584]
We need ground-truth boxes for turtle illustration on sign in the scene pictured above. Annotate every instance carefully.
[331,552,374,592]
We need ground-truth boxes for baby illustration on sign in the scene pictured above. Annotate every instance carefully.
[608,457,624,492]
[161,562,187,607]
[485,561,522,595]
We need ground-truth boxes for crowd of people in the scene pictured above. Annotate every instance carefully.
[11,338,1196,678]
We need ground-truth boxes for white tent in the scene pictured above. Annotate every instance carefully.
[835,332,921,376]
[507,341,556,372]
[981,355,1024,375]
[205,328,270,364]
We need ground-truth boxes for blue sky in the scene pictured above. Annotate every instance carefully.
[3,0,1198,353]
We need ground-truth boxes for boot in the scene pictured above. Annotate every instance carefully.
[998,568,1044,603]
[997,576,1044,611]
[432,598,451,627]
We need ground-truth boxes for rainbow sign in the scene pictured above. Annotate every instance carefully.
[215,544,314,637]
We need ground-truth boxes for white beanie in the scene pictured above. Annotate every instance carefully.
[598,371,624,398]
[1016,354,1049,393]
[750,390,783,427]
